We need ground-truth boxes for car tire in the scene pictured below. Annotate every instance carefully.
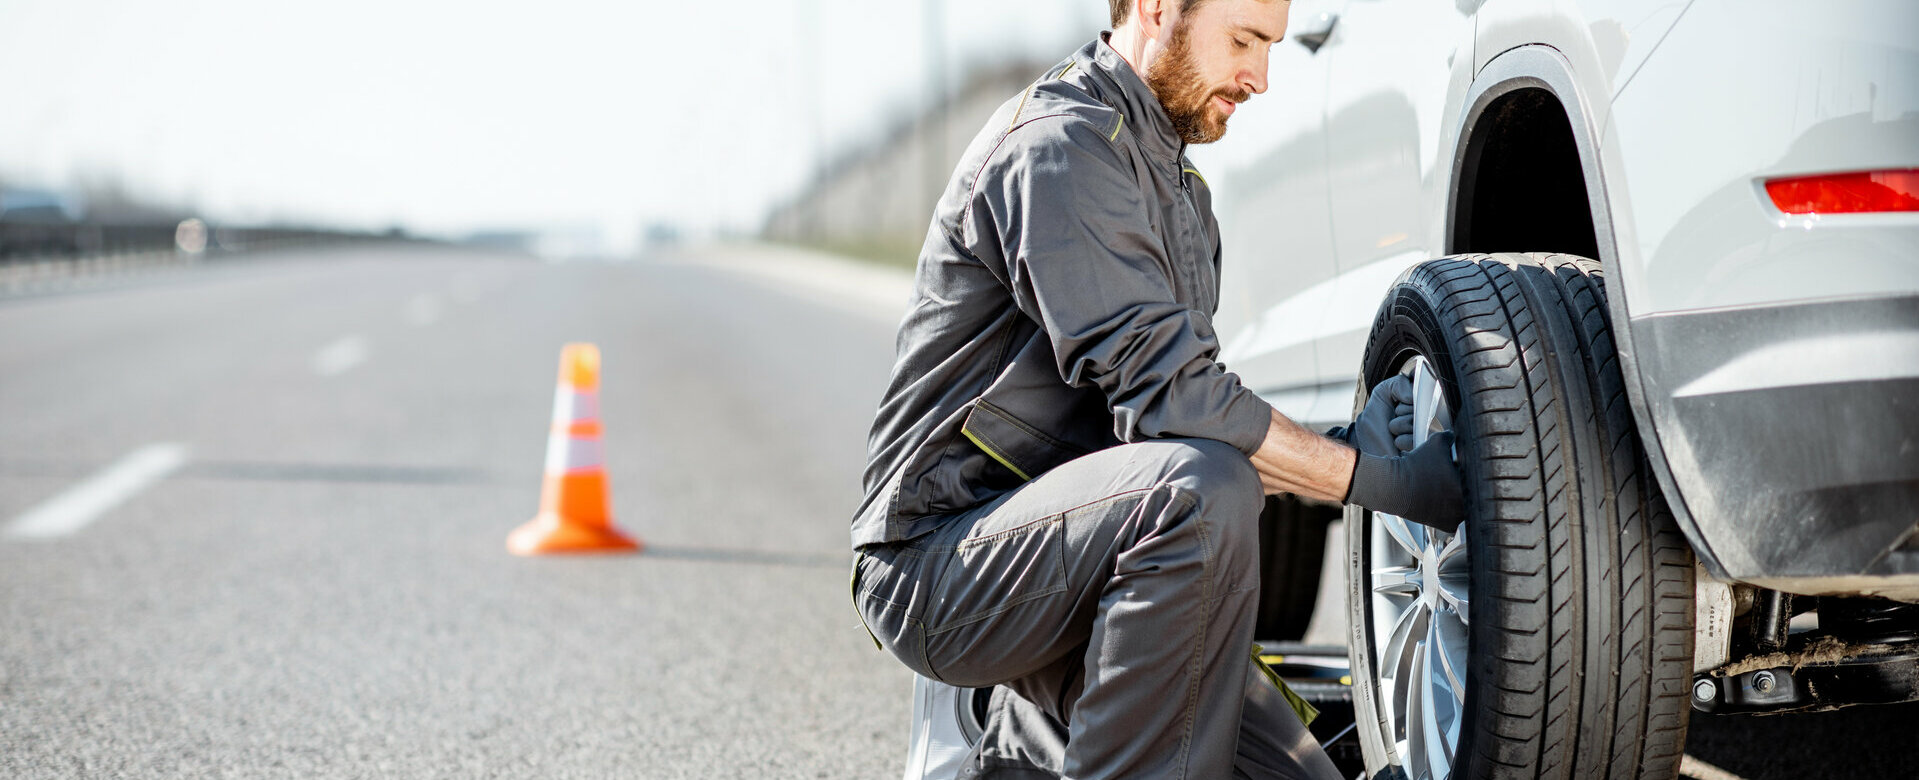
[1343,252,1696,780]
[1256,495,1335,641]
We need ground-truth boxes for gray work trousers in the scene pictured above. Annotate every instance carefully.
[855,438,1341,780]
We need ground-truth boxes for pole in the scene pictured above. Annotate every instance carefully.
[922,0,947,228]
[799,0,823,242]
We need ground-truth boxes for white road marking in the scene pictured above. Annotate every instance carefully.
[405,293,442,325]
[5,443,190,540]
[311,335,368,376]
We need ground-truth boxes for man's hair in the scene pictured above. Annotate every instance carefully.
[1109,0,1209,28]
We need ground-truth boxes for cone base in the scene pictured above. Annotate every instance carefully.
[507,514,643,556]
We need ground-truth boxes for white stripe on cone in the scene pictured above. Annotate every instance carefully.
[545,386,604,474]
[545,434,605,474]
[551,389,600,427]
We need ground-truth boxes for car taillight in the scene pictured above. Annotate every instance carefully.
[1764,169,1919,215]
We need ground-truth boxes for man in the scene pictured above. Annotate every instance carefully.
[851,1,1464,777]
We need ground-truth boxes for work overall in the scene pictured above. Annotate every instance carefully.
[851,35,1340,780]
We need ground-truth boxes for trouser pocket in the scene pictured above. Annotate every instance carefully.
[921,514,1069,685]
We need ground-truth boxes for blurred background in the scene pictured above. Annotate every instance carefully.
[0,0,1105,262]
[0,2,1113,778]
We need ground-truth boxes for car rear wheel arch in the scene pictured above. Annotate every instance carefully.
[1445,44,1722,578]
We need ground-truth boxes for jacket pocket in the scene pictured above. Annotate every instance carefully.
[889,402,1017,525]
[960,399,1091,484]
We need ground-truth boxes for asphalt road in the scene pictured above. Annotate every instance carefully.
[1,244,909,778]
[3,244,1914,779]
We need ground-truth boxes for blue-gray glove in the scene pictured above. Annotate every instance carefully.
[1331,374,1465,532]
[1388,400,1416,453]
[1342,374,1415,457]
[1346,432,1465,533]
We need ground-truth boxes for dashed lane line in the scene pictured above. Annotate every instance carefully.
[5,443,190,540]
[311,335,369,376]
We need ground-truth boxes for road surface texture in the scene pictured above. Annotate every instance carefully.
[1,244,908,778]
[2,243,1913,778]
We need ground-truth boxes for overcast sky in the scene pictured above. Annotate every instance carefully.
[0,0,1105,250]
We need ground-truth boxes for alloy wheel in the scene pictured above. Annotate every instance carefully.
[1363,355,1465,780]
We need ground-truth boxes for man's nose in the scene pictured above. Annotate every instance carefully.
[1243,51,1270,95]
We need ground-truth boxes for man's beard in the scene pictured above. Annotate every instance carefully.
[1144,21,1249,145]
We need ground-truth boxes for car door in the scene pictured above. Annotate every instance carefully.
[1205,0,1345,426]
[1314,0,1475,418]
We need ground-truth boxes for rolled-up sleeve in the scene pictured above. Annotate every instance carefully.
[962,116,1274,455]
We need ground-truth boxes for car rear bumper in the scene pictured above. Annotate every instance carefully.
[1633,294,1919,599]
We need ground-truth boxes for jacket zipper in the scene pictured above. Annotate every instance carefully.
[1176,164,1208,306]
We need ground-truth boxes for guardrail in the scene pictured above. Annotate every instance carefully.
[0,220,417,295]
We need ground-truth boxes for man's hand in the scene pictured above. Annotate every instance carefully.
[1345,432,1465,533]
[1389,402,1417,454]
[1343,374,1414,457]
[1251,374,1466,532]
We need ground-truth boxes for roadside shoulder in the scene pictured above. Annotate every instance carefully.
[662,242,914,325]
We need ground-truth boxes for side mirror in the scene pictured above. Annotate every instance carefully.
[1293,12,1339,54]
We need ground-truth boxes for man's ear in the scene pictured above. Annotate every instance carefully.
[1136,0,1171,40]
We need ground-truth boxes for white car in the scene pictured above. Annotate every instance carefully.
[1189,0,1919,778]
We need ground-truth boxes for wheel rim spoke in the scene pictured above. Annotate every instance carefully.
[1434,605,1469,706]
[1435,528,1465,567]
[1380,597,1423,685]
[1437,577,1470,619]
[1443,530,1466,622]
[1436,531,1471,621]
[1381,598,1426,742]
[1420,625,1453,779]
[1406,638,1428,775]
[1380,512,1425,559]
[1372,565,1420,598]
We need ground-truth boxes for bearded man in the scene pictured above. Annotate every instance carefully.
[851,1,1464,777]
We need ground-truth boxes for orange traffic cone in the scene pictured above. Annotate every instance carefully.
[508,343,643,555]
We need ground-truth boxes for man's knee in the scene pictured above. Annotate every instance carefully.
[1153,438,1263,523]
[1145,438,1264,591]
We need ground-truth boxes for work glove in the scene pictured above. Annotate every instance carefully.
[1389,405,1417,454]
[1345,431,1466,534]
[1338,374,1416,457]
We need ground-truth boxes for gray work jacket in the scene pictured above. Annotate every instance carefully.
[851,36,1275,548]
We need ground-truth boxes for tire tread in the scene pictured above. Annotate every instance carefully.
[1347,253,1694,780]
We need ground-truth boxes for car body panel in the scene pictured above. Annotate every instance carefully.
[1475,0,1701,131]
[1608,0,1919,314]
[1604,0,1919,593]
[1633,296,1919,598]
[1322,0,1473,276]
[1206,0,1919,594]
[1208,0,1344,422]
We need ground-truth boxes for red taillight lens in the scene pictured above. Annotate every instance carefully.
[1764,169,1919,215]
